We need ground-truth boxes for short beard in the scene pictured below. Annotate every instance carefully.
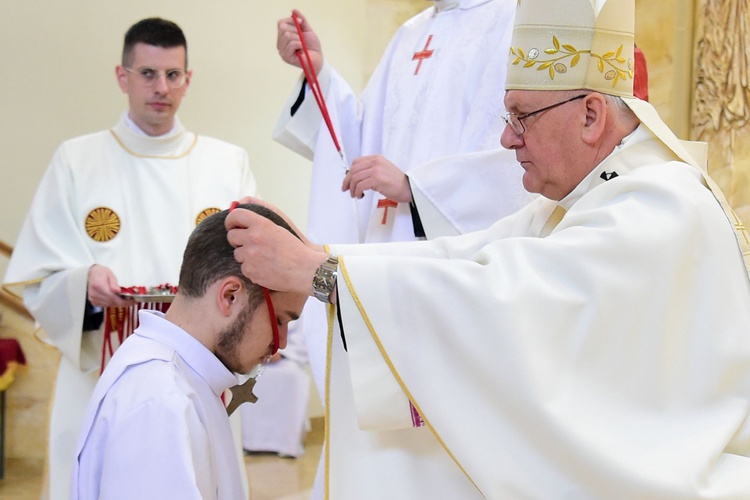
[215,302,256,374]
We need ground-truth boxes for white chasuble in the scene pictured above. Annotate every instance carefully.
[327,126,750,498]
[3,114,256,500]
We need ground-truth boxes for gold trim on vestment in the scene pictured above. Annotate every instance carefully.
[109,129,199,159]
[2,278,44,300]
[338,258,482,496]
[33,325,58,351]
[540,205,566,237]
[324,303,334,500]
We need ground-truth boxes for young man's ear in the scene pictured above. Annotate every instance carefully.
[115,66,129,94]
[217,277,244,316]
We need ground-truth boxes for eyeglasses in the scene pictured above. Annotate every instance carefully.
[124,67,187,89]
[502,94,588,135]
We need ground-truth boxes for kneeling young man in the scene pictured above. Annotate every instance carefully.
[70,204,308,499]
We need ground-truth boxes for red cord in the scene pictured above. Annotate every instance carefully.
[292,12,343,156]
[262,287,280,354]
[228,201,279,354]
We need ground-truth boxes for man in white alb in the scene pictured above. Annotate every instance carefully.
[71,203,308,499]
[3,18,256,499]
[226,0,750,497]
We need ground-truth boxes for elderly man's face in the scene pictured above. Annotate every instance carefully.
[501,90,593,201]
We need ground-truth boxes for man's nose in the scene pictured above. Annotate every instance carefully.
[153,73,170,93]
[500,123,524,150]
[278,326,289,351]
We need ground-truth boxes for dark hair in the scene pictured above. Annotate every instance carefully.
[122,17,188,67]
[178,204,299,306]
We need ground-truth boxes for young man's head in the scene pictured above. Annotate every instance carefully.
[121,17,188,68]
[116,18,192,136]
[167,203,308,374]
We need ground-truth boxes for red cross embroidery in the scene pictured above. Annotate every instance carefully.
[412,35,435,75]
[377,198,398,225]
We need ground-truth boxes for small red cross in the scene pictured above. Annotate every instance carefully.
[412,35,435,75]
[377,198,398,225]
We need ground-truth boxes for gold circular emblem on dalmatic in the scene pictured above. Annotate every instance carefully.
[196,207,221,225]
[85,207,121,242]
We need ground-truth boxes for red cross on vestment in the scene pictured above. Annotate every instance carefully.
[377,198,398,225]
[412,35,435,75]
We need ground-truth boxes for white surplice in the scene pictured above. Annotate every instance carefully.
[327,126,750,498]
[3,114,256,500]
[71,311,245,500]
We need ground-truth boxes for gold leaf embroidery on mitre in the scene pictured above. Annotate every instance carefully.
[510,36,634,86]
[85,207,121,242]
[196,207,221,225]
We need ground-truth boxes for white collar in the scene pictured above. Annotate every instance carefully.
[123,111,181,138]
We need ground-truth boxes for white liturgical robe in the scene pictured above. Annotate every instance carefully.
[326,126,750,498]
[3,114,256,499]
[71,310,245,499]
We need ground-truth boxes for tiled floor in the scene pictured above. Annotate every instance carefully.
[0,420,323,500]
[245,418,322,500]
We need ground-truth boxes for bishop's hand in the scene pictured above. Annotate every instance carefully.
[225,207,328,296]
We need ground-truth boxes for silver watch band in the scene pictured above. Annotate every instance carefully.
[312,255,338,303]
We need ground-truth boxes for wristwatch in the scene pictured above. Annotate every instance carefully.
[312,255,339,303]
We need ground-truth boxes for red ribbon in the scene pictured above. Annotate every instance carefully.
[262,287,280,355]
[292,11,344,158]
[229,201,280,355]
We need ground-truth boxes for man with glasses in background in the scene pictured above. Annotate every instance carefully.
[3,17,256,498]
